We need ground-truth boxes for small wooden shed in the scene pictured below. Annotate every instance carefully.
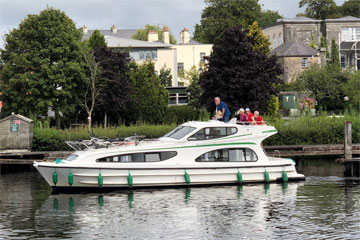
[0,113,33,151]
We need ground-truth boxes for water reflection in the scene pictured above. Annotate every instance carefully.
[3,158,360,239]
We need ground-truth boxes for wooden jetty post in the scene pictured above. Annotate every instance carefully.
[344,121,352,160]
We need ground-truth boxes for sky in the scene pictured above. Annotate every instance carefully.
[0,0,347,48]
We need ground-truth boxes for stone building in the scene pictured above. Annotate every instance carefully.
[263,16,360,71]
[272,42,320,83]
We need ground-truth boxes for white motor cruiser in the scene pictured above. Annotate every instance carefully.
[33,119,305,191]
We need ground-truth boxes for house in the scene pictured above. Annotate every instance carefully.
[83,25,178,86]
[82,25,213,87]
[263,16,360,71]
[272,41,320,82]
[172,28,213,86]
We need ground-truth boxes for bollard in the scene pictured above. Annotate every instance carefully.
[344,121,352,160]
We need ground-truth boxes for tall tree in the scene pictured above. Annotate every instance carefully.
[132,24,177,44]
[193,0,261,44]
[329,39,340,67]
[80,46,103,130]
[199,26,282,113]
[299,0,341,19]
[0,7,85,128]
[247,21,271,55]
[258,10,283,28]
[88,30,107,50]
[93,47,132,127]
[186,66,203,109]
[128,61,169,124]
[341,0,360,18]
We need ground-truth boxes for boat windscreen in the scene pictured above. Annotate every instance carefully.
[163,126,196,140]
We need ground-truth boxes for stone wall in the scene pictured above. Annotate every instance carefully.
[281,56,320,83]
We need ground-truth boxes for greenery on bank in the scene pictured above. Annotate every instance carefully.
[33,113,360,151]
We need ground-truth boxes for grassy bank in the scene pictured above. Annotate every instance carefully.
[32,115,360,151]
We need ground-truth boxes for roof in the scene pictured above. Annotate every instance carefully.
[272,42,319,57]
[0,114,33,124]
[83,29,137,40]
[104,36,172,48]
[278,16,322,23]
[325,16,360,23]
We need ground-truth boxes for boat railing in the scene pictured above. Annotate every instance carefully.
[235,121,271,126]
[65,133,147,151]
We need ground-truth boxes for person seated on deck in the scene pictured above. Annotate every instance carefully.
[253,111,265,125]
[245,108,255,124]
[236,108,247,122]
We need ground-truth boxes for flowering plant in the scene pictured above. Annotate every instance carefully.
[303,97,315,109]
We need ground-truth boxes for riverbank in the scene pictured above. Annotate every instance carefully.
[31,115,360,151]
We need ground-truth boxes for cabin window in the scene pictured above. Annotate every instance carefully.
[96,151,177,162]
[164,126,196,140]
[64,154,78,161]
[188,127,238,141]
[195,148,258,162]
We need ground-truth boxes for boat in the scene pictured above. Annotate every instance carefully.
[33,119,305,191]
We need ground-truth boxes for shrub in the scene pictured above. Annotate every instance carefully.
[164,105,199,124]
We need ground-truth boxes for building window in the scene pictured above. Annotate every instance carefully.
[302,58,308,68]
[200,52,206,64]
[139,51,145,59]
[272,34,277,49]
[279,33,283,45]
[138,50,157,60]
[342,27,360,41]
[195,148,258,162]
[177,63,184,77]
[341,53,347,68]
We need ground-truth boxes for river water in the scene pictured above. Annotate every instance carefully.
[0,158,359,239]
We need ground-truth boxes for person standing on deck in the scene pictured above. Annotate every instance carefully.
[214,97,231,123]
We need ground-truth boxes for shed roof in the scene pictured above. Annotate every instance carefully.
[272,42,319,57]
[0,114,33,124]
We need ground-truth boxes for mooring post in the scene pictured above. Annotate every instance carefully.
[344,121,352,160]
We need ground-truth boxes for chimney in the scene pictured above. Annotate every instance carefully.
[148,30,158,42]
[83,24,88,34]
[162,27,170,44]
[180,27,190,44]
[111,24,117,33]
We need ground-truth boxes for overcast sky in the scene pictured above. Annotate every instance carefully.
[0,0,346,48]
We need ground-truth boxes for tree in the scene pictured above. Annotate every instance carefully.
[296,64,348,110]
[199,26,282,114]
[343,71,360,111]
[309,34,317,48]
[329,39,340,67]
[0,7,85,128]
[193,0,261,44]
[341,0,360,18]
[258,10,283,28]
[132,24,176,44]
[185,66,203,109]
[80,46,103,130]
[299,0,341,19]
[93,47,132,127]
[247,21,271,55]
[128,61,168,124]
[88,30,107,50]
[158,65,173,87]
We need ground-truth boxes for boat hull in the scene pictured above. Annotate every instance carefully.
[34,162,305,190]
